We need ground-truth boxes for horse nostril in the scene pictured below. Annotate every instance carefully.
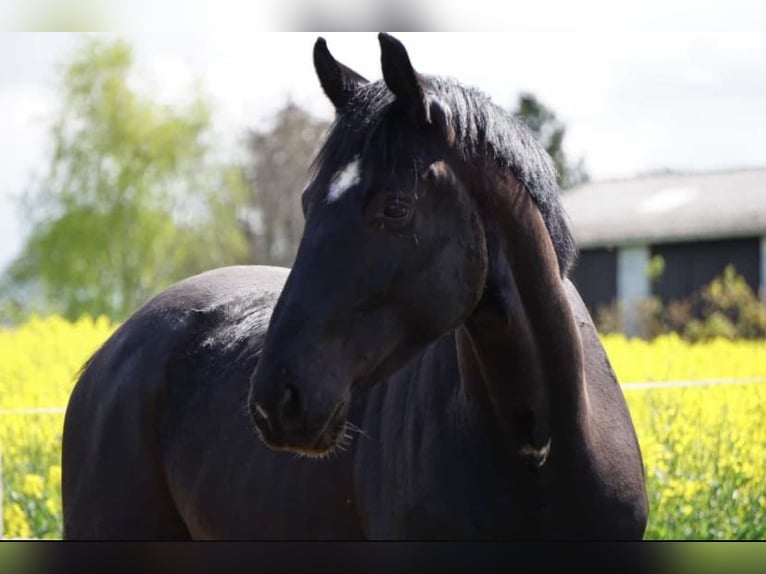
[280,385,302,420]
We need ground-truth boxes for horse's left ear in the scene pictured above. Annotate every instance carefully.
[314,37,369,112]
[379,32,454,143]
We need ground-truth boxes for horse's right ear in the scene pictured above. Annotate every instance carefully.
[379,32,455,145]
[313,37,368,112]
[379,32,427,123]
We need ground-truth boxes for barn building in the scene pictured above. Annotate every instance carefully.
[562,168,766,335]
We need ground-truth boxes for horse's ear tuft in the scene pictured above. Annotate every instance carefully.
[378,32,428,125]
[313,37,369,112]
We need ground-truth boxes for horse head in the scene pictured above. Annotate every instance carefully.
[248,34,493,456]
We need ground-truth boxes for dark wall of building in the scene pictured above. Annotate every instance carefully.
[650,237,760,303]
[569,247,617,317]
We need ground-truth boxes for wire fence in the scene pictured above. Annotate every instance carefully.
[621,376,766,390]
[1,377,766,419]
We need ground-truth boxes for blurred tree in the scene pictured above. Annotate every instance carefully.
[2,38,249,321]
[242,102,330,266]
[513,92,589,190]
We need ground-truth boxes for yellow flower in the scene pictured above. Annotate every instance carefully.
[21,473,45,499]
[45,497,61,516]
[4,502,32,538]
[2,314,766,539]
[48,465,62,489]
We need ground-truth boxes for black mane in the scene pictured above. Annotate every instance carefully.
[313,76,577,277]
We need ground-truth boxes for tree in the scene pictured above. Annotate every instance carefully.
[242,102,330,266]
[512,93,589,190]
[3,38,248,321]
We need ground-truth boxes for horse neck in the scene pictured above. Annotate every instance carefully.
[456,171,588,463]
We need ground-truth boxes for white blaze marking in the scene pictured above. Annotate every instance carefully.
[327,157,361,203]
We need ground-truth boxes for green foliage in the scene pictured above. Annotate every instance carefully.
[512,92,589,189]
[597,265,766,341]
[646,254,665,283]
[682,265,766,341]
[3,37,248,321]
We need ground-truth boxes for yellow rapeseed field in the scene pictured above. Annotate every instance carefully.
[604,334,766,539]
[0,315,116,539]
[0,316,764,539]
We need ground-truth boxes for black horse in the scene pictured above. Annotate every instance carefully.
[62,34,648,539]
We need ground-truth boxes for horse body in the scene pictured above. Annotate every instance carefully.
[356,283,647,540]
[62,34,648,539]
[63,269,644,540]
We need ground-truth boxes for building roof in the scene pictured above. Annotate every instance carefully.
[560,167,766,248]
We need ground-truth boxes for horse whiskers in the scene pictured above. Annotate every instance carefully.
[344,421,370,439]
[335,432,352,450]
[292,448,335,461]
[286,426,356,462]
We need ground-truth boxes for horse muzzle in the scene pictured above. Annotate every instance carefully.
[248,368,351,456]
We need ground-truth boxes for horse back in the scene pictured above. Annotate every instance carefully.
[61,266,289,538]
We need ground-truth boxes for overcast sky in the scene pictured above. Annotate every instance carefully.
[1,4,765,271]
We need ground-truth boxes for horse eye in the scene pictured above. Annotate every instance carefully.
[383,199,411,220]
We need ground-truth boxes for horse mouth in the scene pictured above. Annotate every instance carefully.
[300,417,354,459]
[252,400,354,460]
[296,400,352,459]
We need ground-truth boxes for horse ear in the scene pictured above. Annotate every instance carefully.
[379,33,454,143]
[378,32,428,123]
[313,37,369,111]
